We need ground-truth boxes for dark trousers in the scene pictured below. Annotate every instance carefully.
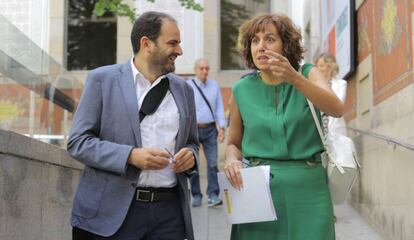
[72,194,185,240]
[190,125,219,198]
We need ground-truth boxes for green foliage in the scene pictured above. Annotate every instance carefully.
[93,0,203,23]
[94,0,136,22]
[177,0,204,11]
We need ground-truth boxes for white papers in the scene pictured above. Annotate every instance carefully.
[217,166,277,224]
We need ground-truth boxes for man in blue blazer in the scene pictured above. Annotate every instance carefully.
[67,11,199,240]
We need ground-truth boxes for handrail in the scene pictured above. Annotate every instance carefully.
[347,127,414,152]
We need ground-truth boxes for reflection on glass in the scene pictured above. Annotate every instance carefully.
[220,0,270,70]
[0,15,82,148]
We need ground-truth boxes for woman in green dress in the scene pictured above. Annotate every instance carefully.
[224,13,344,240]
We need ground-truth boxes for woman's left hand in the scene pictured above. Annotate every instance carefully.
[223,158,243,190]
[265,50,300,84]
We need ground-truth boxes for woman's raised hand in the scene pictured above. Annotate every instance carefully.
[265,50,300,84]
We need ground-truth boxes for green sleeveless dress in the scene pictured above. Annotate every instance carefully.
[231,64,335,240]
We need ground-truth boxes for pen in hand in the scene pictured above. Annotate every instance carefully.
[164,148,176,164]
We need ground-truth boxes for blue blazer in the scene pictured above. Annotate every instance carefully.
[67,61,199,239]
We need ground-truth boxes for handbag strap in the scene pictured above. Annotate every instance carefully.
[307,99,325,144]
[191,79,215,120]
[300,65,342,171]
[307,94,347,173]
[297,64,325,145]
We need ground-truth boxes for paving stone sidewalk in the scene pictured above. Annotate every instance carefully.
[190,155,383,240]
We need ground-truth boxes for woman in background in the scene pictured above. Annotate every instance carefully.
[315,53,348,136]
[224,13,343,240]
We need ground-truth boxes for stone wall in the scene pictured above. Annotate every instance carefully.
[300,0,414,238]
[0,129,82,240]
[347,83,414,240]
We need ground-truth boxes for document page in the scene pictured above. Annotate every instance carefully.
[218,166,277,224]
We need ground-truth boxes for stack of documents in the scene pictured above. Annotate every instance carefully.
[217,166,277,224]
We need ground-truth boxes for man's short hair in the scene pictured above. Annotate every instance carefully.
[194,58,209,69]
[130,11,176,54]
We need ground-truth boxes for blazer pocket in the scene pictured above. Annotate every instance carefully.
[72,168,107,219]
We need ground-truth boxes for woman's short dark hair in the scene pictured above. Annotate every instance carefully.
[239,13,304,70]
[130,11,176,54]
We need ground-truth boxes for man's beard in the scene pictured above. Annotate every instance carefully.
[150,52,176,75]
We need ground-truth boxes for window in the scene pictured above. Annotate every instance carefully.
[66,0,117,70]
[220,0,270,70]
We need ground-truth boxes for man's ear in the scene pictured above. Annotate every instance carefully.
[139,36,153,53]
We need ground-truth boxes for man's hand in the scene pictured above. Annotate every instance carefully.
[128,148,170,170]
[172,148,195,173]
[217,128,225,143]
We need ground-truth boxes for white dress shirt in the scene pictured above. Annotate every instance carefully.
[130,59,179,188]
[187,78,226,128]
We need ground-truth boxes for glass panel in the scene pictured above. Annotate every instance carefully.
[0,14,82,148]
[67,0,117,70]
[220,0,270,70]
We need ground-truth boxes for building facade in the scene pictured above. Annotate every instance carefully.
[0,0,292,144]
[299,0,414,239]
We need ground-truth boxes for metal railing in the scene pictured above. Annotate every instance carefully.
[347,126,414,152]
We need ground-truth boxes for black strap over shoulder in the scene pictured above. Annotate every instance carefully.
[139,77,169,121]
[191,79,215,120]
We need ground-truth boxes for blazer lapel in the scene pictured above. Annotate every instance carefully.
[169,77,186,152]
[117,62,142,147]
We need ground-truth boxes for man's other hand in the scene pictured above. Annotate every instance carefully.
[128,148,170,170]
[172,148,195,173]
[218,128,225,143]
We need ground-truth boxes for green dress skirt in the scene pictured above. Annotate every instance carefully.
[231,65,335,240]
[230,160,335,240]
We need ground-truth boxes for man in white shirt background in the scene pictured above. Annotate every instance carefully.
[188,59,226,207]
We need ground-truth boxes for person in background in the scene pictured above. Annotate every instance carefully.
[224,13,343,240]
[67,11,199,240]
[315,53,348,136]
[188,58,226,207]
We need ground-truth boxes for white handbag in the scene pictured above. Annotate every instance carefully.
[307,99,361,205]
